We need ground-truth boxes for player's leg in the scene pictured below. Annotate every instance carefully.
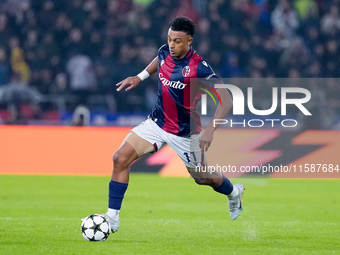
[111,131,155,183]
[187,165,244,220]
[104,131,156,232]
[111,140,138,183]
[165,132,245,220]
[185,155,239,201]
[104,119,164,232]
[189,167,222,185]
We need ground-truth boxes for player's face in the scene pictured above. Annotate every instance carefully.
[167,28,193,59]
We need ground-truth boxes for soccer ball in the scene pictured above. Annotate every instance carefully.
[81,214,111,241]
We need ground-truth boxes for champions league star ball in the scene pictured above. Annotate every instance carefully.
[81,214,111,241]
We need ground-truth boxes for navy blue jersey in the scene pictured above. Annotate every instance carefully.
[149,44,219,137]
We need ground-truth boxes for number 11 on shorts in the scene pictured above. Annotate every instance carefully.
[184,152,198,165]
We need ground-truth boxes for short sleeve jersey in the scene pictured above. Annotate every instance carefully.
[149,44,219,137]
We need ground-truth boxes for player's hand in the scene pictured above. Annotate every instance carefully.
[116,76,142,92]
[199,129,214,152]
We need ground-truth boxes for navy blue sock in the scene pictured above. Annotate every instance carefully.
[108,180,128,210]
[213,176,233,195]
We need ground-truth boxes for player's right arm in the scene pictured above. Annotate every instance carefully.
[116,57,158,92]
[145,56,159,75]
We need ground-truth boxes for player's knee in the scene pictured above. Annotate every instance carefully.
[112,151,119,165]
[194,177,210,185]
[112,150,129,169]
[194,177,219,186]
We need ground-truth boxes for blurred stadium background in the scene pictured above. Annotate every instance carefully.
[0,0,339,178]
[0,0,339,128]
[0,2,339,253]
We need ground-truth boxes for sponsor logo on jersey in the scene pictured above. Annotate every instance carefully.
[159,73,187,89]
[160,60,165,66]
[182,66,191,77]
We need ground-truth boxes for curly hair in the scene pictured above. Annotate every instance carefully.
[169,16,196,37]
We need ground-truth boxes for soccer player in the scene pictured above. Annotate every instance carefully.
[103,16,244,233]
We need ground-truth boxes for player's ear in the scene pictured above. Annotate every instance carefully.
[187,36,193,46]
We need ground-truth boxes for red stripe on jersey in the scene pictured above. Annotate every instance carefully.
[185,47,194,59]
[184,53,202,135]
[160,54,179,134]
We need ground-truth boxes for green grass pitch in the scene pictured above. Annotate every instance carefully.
[0,174,339,255]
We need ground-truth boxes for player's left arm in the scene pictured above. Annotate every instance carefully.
[199,88,232,152]
[196,60,232,151]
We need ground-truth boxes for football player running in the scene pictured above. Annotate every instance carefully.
[103,16,245,233]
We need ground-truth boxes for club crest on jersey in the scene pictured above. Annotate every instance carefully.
[182,66,191,77]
